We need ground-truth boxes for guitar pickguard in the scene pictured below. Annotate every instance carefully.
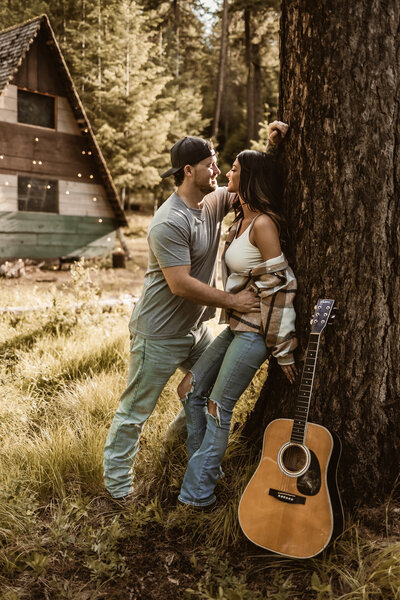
[296,450,321,496]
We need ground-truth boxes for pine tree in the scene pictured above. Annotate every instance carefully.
[214,0,280,170]
[0,2,281,203]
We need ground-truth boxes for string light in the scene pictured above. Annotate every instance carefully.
[38,160,42,165]
[66,190,70,195]
[5,181,9,185]
[0,155,4,159]
[77,173,82,178]
[27,184,31,188]
[98,218,103,223]
[89,174,94,179]
[47,185,51,189]
[84,128,88,133]
[34,137,39,142]
[88,151,92,155]
[32,160,37,164]
[82,150,86,155]
[92,197,97,202]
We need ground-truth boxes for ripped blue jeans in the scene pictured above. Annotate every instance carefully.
[103,323,213,499]
[178,327,269,507]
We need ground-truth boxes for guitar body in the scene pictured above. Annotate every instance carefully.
[239,418,343,558]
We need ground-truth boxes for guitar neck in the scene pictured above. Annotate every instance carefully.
[290,332,321,444]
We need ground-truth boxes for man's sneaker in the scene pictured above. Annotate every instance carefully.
[177,497,217,513]
[106,490,138,507]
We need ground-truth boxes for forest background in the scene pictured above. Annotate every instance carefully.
[0,0,280,209]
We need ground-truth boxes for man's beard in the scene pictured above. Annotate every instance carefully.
[198,180,217,194]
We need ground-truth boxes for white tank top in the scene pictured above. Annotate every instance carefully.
[225,221,262,273]
[224,218,282,292]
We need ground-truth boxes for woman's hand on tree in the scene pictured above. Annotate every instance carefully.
[267,121,289,146]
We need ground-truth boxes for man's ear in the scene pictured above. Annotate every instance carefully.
[184,164,192,177]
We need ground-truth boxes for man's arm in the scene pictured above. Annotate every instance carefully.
[148,222,258,311]
[162,265,260,313]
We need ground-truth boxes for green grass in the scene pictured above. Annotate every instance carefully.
[0,264,399,599]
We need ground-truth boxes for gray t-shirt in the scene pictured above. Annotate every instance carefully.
[129,188,234,338]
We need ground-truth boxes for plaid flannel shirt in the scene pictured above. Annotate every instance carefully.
[219,221,298,365]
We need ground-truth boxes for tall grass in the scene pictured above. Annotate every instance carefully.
[0,262,399,599]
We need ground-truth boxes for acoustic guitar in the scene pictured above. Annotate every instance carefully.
[238,299,343,558]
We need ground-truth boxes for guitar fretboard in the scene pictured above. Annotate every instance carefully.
[290,333,320,444]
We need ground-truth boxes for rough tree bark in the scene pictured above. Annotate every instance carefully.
[212,0,229,140]
[252,40,262,142]
[244,7,264,144]
[97,0,102,111]
[244,7,255,146]
[173,0,180,80]
[244,0,400,506]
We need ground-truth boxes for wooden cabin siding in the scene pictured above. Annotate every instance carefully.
[59,181,115,218]
[0,173,17,210]
[0,211,116,258]
[0,84,17,123]
[57,97,81,135]
[0,85,85,135]
[0,122,101,184]
[11,32,65,97]
[0,16,127,258]
[0,174,113,219]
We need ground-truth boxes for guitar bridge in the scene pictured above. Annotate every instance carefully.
[269,488,306,505]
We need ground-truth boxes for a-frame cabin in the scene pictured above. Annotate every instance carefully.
[0,15,127,259]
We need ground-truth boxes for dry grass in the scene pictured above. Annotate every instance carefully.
[0,259,399,599]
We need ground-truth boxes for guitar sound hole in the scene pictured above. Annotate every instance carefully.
[281,445,308,473]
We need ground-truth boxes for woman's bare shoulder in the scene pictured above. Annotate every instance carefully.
[251,213,281,256]
[253,213,279,233]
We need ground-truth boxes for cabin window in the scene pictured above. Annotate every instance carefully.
[18,176,58,213]
[17,89,55,129]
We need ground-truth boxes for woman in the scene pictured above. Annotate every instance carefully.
[177,148,298,509]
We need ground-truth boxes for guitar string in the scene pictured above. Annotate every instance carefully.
[280,344,312,495]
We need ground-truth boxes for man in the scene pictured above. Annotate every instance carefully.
[104,124,287,501]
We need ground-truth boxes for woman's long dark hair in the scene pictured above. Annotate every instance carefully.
[232,150,287,242]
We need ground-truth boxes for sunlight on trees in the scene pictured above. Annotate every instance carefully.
[0,0,280,206]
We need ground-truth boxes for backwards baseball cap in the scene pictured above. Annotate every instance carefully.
[160,136,215,178]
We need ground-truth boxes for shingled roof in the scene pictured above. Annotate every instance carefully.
[0,15,127,227]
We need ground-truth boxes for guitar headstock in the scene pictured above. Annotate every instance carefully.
[310,299,336,334]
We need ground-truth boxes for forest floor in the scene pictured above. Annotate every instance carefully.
[1,211,400,600]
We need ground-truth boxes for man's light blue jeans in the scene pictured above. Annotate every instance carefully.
[178,327,269,507]
[103,323,213,499]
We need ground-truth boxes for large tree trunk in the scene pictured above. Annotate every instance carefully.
[251,40,262,142]
[97,0,102,112]
[245,8,264,144]
[244,7,254,146]
[173,0,180,80]
[212,0,229,140]
[244,0,400,506]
